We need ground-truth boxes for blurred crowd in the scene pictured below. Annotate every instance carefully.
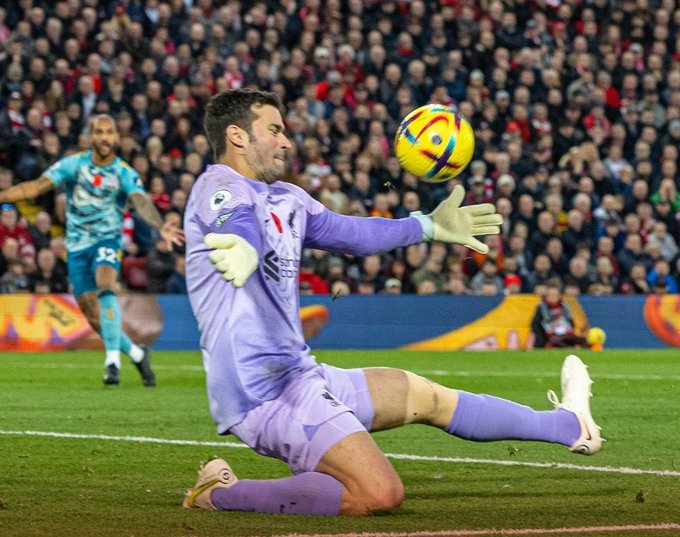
[1,0,680,297]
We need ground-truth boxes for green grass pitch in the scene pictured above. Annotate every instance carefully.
[1,349,680,537]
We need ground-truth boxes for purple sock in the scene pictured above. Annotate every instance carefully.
[211,472,343,516]
[445,391,581,447]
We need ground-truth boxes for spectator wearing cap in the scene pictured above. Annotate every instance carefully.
[495,174,517,203]
[383,278,403,295]
[316,69,343,103]
[0,204,34,258]
[421,45,442,78]
[504,274,522,295]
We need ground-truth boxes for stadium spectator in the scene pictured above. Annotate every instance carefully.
[28,248,68,294]
[470,259,504,296]
[647,259,679,294]
[647,222,679,263]
[299,254,330,295]
[617,233,653,278]
[531,280,589,350]
[0,259,29,293]
[383,277,403,295]
[0,204,34,257]
[525,253,556,293]
[410,254,446,293]
[28,211,53,252]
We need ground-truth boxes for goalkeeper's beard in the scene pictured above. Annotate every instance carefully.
[244,139,286,184]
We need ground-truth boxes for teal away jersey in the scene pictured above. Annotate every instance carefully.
[44,151,145,252]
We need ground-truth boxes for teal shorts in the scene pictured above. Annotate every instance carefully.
[67,239,122,297]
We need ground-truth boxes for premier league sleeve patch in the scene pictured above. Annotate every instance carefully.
[210,189,233,211]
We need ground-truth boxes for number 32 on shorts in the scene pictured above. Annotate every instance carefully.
[96,246,121,265]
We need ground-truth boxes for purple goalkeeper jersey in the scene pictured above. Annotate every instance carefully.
[184,164,423,433]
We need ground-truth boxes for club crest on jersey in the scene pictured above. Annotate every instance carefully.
[288,210,299,238]
[210,189,232,211]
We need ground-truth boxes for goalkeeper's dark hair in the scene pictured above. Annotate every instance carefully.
[204,89,284,160]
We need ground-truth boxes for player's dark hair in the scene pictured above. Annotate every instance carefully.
[204,89,284,160]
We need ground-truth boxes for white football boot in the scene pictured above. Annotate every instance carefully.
[547,354,603,455]
[183,458,239,510]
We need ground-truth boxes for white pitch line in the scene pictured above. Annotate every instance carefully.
[3,361,680,381]
[2,430,680,478]
[0,429,248,449]
[268,524,680,537]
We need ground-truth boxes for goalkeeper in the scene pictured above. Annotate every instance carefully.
[183,89,602,516]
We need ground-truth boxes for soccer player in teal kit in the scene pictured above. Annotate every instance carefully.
[182,89,602,516]
[0,114,184,386]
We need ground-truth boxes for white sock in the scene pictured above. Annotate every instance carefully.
[105,351,121,368]
[128,344,145,363]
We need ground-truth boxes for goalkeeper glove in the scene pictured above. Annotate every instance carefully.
[413,184,503,254]
[204,233,259,288]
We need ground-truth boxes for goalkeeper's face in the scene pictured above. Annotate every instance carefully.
[243,105,291,184]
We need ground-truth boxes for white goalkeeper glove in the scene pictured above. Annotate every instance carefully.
[204,233,259,288]
[413,184,503,254]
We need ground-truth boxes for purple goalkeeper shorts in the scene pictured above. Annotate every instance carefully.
[228,364,374,474]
